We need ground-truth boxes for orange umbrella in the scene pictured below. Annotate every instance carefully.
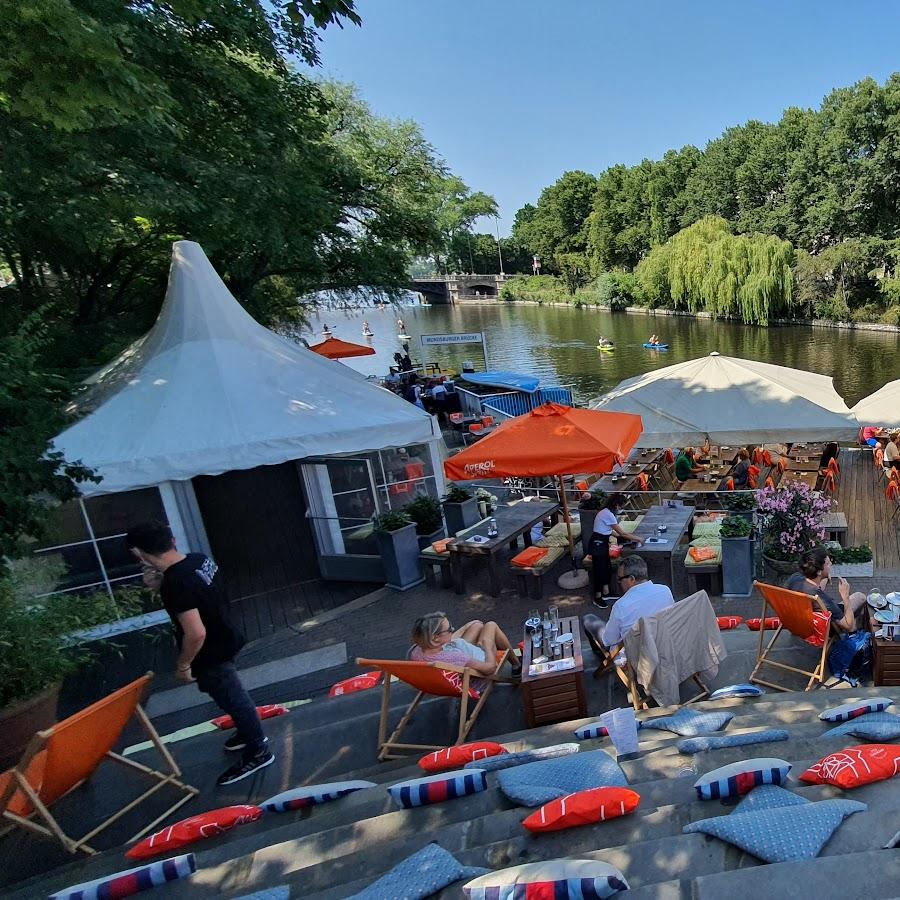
[444,403,643,558]
[309,336,376,359]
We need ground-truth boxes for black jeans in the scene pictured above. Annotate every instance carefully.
[195,662,266,760]
[589,533,612,598]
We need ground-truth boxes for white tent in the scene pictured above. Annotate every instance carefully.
[592,352,858,447]
[851,380,900,427]
[53,241,438,496]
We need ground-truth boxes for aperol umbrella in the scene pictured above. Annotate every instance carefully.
[444,403,643,558]
[309,336,376,360]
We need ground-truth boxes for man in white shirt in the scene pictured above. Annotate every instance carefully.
[583,555,674,651]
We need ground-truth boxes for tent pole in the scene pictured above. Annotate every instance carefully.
[558,475,576,560]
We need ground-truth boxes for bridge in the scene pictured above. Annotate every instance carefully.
[410,273,509,304]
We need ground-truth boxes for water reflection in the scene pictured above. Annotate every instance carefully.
[310,303,899,405]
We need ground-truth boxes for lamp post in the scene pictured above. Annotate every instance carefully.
[494,216,505,276]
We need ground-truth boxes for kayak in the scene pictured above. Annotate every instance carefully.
[397,333,411,341]
[362,331,374,337]
[464,370,540,393]
[597,345,615,352]
[642,342,668,350]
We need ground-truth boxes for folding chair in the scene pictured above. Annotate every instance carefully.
[0,674,198,855]
[886,479,900,518]
[357,651,512,760]
[582,614,630,695]
[749,581,834,692]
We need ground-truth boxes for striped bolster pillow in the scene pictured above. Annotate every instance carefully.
[694,758,792,800]
[50,854,196,899]
[388,769,487,808]
[262,780,375,812]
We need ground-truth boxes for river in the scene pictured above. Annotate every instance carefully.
[311,302,900,406]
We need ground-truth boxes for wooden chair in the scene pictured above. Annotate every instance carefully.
[356,652,512,760]
[748,581,834,692]
[582,614,631,695]
[0,674,197,855]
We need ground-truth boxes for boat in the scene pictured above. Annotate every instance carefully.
[463,370,540,393]
[397,333,411,341]
[362,330,374,338]
[643,342,669,350]
[597,344,615,352]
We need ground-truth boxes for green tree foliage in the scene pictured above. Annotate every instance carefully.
[636,217,794,324]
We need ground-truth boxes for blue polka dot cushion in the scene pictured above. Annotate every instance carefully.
[463,859,629,899]
[709,683,766,700]
[678,729,789,755]
[349,842,488,900]
[819,697,894,722]
[464,742,579,772]
[262,780,375,812]
[641,708,734,737]
[497,749,627,807]
[821,711,900,741]
[388,769,487,809]
[693,757,792,800]
[574,720,643,740]
[683,784,866,863]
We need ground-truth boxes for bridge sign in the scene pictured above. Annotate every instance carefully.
[421,332,484,346]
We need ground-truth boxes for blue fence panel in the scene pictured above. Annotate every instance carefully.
[538,387,573,406]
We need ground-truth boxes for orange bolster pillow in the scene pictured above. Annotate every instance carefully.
[431,538,452,554]
[689,546,718,562]
[212,704,287,729]
[522,786,640,833]
[745,617,781,631]
[717,615,744,630]
[511,546,549,568]
[329,671,382,697]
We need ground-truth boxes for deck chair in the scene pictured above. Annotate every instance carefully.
[357,651,512,760]
[748,581,834,692]
[0,673,197,855]
[582,614,632,696]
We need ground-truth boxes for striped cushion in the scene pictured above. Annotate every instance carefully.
[262,780,375,812]
[709,682,764,699]
[694,758,792,800]
[819,697,894,722]
[463,859,629,899]
[50,854,196,899]
[388,769,487,808]
[574,720,643,740]
[464,743,579,772]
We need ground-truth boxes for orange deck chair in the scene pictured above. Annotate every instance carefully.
[748,581,834,692]
[356,651,512,761]
[0,674,197,855]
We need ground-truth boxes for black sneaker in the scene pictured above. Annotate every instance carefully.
[224,735,269,753]
[593,596,610,610]
[216,751,275,786]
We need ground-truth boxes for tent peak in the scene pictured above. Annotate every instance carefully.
[709,351,721,356]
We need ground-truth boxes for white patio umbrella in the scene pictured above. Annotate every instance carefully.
[592,352,859,447]
[851,379,900,427]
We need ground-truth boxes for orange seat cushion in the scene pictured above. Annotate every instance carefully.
[511,547,549,568]
[689,546,718,562]
[522,786,640,833]
[799,744,900,789]
[431,538,452,554]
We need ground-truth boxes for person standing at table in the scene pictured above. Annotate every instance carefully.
[589,494,642,609]
[886,432,900,471]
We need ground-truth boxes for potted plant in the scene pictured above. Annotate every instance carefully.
[473,486,498,518]
[578,489,608,557]
[757,479,833,579]
[442,484,479,536]
[722,490,755,523]
[404,495,446,549]
[719,514,754,597]
[372,510,424,592]
[829,545,874,578]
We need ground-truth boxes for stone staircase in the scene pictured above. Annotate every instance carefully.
[8,686,900,900]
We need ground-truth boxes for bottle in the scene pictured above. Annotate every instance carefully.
[488,517,498,537]
[542,612,551,652]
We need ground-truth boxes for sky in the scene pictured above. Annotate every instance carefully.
[317,1,900,235]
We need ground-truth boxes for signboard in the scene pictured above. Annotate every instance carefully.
[421,332,484,346]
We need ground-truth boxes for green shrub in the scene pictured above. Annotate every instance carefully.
[830,544,873,564]
[723,491,755,511]
[403,495,444,535]
[595,271,640,310]
[720,515,753,538]
[879,306,900,327]
[443,485,472,503]
[372,510,413,533]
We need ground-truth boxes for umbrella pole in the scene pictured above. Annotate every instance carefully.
[558,475,576,561]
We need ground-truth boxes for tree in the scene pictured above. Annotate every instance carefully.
[587,162,652,272]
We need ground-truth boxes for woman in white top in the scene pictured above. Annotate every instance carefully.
[886,432,900,471]
[589,495,643,609]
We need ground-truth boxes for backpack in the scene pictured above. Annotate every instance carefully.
[827,630,872,685]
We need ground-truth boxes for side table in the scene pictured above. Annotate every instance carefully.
[521,615,587,727]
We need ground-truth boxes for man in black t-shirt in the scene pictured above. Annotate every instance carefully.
[127,521,273,786]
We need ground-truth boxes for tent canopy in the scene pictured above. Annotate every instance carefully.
[444,403,643,480]
[53,242,436,496]
[309,336,376,359]
[592,352,858,447]
[852,380,900,427]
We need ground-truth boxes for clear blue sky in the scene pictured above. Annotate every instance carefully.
[317,0,900,234]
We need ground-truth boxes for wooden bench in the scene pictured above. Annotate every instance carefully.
[510,545,567,599]
[419,547,452,588]
[685,561,722,596]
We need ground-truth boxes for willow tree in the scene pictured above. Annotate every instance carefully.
[637,217,794,324]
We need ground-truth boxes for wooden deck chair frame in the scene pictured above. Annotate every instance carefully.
[357,651,512,761]
[0,673,198,855]
[749,581,833,692]
[619,661,709,712]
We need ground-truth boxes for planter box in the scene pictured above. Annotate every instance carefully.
[444,498,480,536]
[722,536,754,597]
[0,683,60,770]
[830,561,874,578]
[376,523,424,592]
[417,525,446,551]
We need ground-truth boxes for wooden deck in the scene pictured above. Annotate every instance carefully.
[831,447,900,574]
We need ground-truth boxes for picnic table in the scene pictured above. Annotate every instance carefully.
[790,470,820,490]
[783,457,821,472]
[628,503,694,587]
[449,499,560,596]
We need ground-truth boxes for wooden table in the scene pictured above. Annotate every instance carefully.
[629,503,694,587]
[449,499,560,596]
[784,457,822,472]
[790,471,820,490]
[788,444,824,461]
[822,511,849,546]
[866,605,900,686]
[521,615,586,727]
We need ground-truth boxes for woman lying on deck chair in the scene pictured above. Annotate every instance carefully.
[786,547,866,633]
[410,612,522,680]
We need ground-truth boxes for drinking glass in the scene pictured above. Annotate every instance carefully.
[549,605,559,640]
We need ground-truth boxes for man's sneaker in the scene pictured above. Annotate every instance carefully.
[593,596,610,610]
[216,751,275,786]
[224,735,269,753]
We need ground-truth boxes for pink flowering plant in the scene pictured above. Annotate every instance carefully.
[756,479,833,561]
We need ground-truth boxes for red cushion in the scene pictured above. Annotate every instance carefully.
[522,787,640,833]
[212,704,287,729]
[126,805,263,859]
[329,672,382,698]
[717,616,744,630]
[799,744,900,789]
[803,611,831,647]
[745,617,781,631]
[511,546,549,568]
[418,741,507,773]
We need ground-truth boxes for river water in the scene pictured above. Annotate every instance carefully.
[311,302,899,406]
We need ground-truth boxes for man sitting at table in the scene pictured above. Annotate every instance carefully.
[675,448,706,482]
[582,555,675,652]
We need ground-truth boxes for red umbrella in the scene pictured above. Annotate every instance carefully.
[309,337,376,359]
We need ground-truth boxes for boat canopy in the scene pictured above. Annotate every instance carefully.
[463,370,540,393]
